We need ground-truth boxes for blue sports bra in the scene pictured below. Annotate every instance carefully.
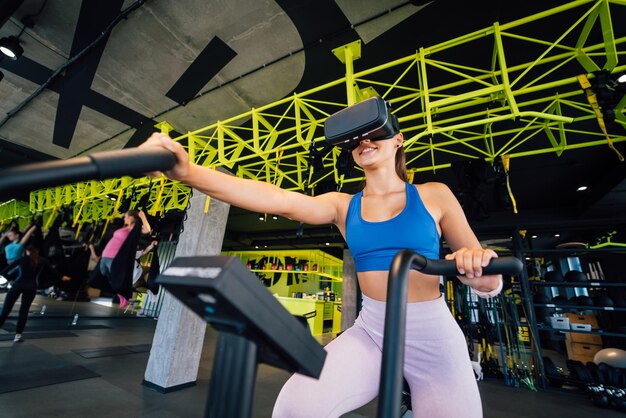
[345,183,440,272]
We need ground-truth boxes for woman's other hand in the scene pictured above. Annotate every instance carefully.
[139,132,191,181]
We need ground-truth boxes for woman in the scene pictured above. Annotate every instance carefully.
[0,246,69,342]
[1,224,38,266]
[139,125,502,417]
[99,210,151,308]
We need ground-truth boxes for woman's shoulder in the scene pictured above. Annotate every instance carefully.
[414,181,453,196]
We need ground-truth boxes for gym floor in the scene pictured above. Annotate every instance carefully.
[0,294,621,418]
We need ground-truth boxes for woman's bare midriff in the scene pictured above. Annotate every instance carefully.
[357,269,442,302]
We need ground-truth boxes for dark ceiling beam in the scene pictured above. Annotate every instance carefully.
[470,211,626,236]
[52,0,125,148]
[0,0,24,27]
[0,0,148,143]
[0,134,56,164]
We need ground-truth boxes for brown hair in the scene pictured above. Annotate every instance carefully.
[395,143,409,183]
[126,210,140,223]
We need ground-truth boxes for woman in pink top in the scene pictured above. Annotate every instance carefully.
[98,210,151,308]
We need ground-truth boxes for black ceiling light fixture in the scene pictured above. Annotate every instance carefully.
[0,35,24,60]
[590,69,626,124]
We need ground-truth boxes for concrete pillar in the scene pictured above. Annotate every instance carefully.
[143,188,230,392]
[340,249,358,331]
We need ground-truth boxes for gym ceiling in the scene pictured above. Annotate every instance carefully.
[0,0,625,253]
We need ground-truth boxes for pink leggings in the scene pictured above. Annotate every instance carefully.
[272,294,482,418]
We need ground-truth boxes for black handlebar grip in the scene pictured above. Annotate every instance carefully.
[419,256,523,276]
[0,148,176,198]
[89,148,176,179]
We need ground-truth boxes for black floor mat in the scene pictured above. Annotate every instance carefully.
[0,331,77,341]
[125,343,151,353]
[0,345,100,394]
[72,344,151,359]
[2,323,110,332]
[0,365,100,394]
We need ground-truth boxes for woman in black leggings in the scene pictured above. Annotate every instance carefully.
[0,246,68,342]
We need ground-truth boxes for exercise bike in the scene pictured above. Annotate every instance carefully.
[0,148,523,418]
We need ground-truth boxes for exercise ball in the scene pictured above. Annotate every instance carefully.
[544,270,564,282]
[593,295,613,307]
[565,270,587,283]
[551,295,568,306]
[594,348,626,368]
[576,295,595,307]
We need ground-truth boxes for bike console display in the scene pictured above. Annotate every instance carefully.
[156,255,326,378]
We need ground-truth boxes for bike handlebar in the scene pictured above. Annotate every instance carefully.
[410,253,523,277]
[0,148,176,198]
[377,250,523,418]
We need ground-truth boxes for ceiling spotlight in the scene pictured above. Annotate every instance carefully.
[258,213,265,221]
[577,185,588,192]
[531,235,538,239]
[0,36,24,60]
[271,215,278,220]
[325,242,330,246]
[554,233,560,237]
[618,74,626,83]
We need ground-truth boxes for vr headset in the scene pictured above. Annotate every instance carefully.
[324,96,399,150]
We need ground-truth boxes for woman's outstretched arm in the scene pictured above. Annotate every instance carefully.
[139,133,343,226]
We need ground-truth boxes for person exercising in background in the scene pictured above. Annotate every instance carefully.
[0,246,70,342]
[1,224,38,266]
[138,99,502,417]
[98,210,151,308]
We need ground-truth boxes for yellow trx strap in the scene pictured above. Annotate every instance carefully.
[501,155,518,214]
[44,207,58,231]
[446,280,455,318]
[407,169,415,184]
[113,189,125,214]
[577,74,625,161]
[75,222,84,239]
[72,200,86,228]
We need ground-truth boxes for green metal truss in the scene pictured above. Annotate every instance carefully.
[0,200,31,229]
[2,0,625,226]
[176,0,626,188]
